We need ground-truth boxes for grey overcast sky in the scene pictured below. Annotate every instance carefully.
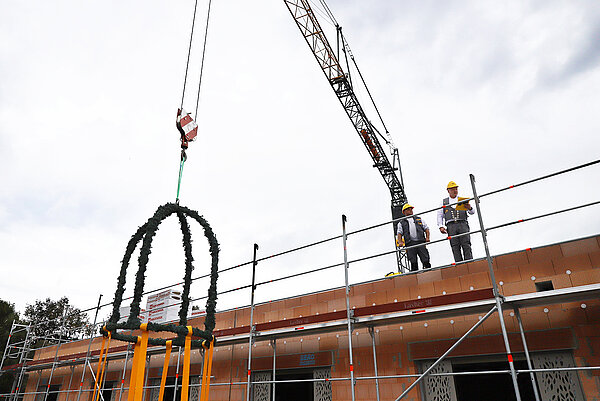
[1,0,599,318]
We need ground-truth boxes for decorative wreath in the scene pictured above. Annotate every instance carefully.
[103,202,219,347]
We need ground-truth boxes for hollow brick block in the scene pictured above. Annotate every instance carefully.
[560,237,600,257]
[416,269,442,285]
[440,264,469,279]
[424,322,453,340]
[394,274,418,289]
[433,276,462,295]
[385,288,412,303]
[589,251,600,268]
[570,269,600,286]
[540,273,573,289]
[494,265,522,284]
[466,258,490,273]
[502,279,536,295]
[371,278,396,293]
[519,261,556,281]
[284,296,302,309]
[317,290,335,303]
[351,282,374,296]
[409,282,435,299]
[459,271,491,291]
[365,291,388,307]
[292,305,311,318]
[526,245,563,263]
[495,251,529,269]
[552,253,593,274]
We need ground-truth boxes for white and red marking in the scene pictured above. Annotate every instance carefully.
[177,109,198,142]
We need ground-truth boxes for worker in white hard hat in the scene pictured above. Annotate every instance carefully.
[437,181,475,262]
[397,203,431,271]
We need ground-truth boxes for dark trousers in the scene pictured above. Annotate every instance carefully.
[447,221,472,262]
[406,240,431,271]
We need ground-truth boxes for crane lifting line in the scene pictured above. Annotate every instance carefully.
[176,0,213,203]
[180,0,214,120]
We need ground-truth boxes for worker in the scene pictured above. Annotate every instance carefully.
[397,204,431,272]
[437,181,475,262]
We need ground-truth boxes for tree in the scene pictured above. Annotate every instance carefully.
[23,297,90,343]
[0,299,20,394]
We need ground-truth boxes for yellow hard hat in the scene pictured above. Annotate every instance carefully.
[447,181,459,189]
[402,203,414,212]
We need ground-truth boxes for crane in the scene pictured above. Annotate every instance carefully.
[283,0,409,271]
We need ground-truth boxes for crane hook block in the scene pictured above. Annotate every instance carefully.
[176,108,198,149]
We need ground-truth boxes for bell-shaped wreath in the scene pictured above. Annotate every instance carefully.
[102,202,219,347]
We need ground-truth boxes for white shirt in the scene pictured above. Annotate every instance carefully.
[397,216,429,241]
[437,195,475,227]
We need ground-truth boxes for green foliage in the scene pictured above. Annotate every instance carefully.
[0,299,20,394]
[106,203,219,346]
[23,297,89,342]
[0,299,20,353]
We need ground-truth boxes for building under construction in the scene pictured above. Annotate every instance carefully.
[1,163,600,401]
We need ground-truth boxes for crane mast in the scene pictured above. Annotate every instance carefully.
[283,0,408,270]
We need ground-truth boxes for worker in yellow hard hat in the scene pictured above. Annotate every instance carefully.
[437,180,475,262]
[397,203,431,271]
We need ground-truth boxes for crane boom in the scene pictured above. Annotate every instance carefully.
[284,0,408,269]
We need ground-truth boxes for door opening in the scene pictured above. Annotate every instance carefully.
[453,360,538,401]
[274,371,313,401]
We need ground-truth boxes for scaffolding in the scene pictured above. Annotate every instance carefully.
[1,159,600,401]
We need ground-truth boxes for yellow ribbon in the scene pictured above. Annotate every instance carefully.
[199,340,214,401]
[157,340,172,401]
[181,326,193,401]
[92,334,107,401]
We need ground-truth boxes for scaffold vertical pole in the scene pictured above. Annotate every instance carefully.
[117,344,131,401]
[142,356,150,401]
[342,215,356,401]
[172,347,182,401]
[271,339,276,401]
[246,243,259,401]
[76,294,102,401]
[514,308,541,401]
[9,323,33,401]
[470,174,522,401]
[44,308,69,401]
[368,327,380,401]
[0,321,16,372]
[66,366,75,401]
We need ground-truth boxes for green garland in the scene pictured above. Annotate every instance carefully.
[104,203,219,345]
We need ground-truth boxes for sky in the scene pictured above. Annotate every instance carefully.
[1,0,599,322]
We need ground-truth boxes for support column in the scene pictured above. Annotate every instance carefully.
[117,344,131,401]
[77,295,103,401]
[470,174,522,401]
[368,327,380,401]
[271,339,276,401]
[66,367,75,401]
[245,244,259,401]
[142,356,150,401]
[342,215,356,401]
[44,309,69,401]
[172,347,182,401]
[514,308,541,401]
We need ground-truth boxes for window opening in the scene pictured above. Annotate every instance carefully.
[535,281,554,292]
